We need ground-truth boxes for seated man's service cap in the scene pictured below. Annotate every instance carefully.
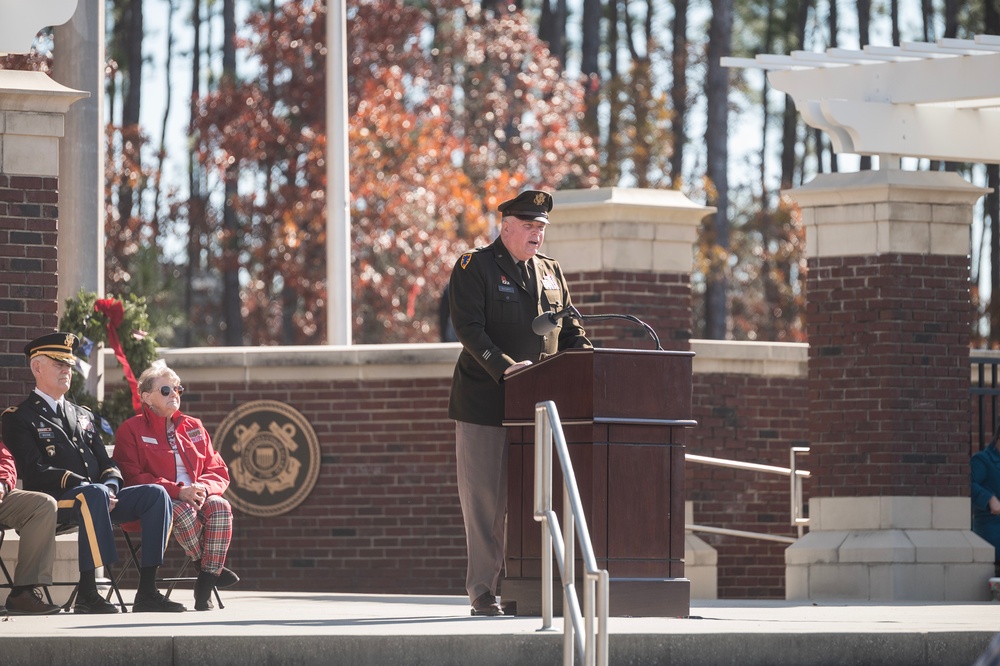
[25,332,79,366]
[497,189,553,224]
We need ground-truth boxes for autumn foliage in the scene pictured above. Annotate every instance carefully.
[191,0,598,344]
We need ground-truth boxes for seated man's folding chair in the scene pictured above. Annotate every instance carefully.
[110,521,223,609]
[1,522,128,612]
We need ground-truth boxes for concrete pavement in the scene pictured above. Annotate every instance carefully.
[2,591,1000,665]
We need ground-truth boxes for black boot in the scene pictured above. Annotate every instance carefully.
[194,571,219,611]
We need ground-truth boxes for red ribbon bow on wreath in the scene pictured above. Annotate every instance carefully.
[94,297,142,414]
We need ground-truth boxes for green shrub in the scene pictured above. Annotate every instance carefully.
[59,289,159,433]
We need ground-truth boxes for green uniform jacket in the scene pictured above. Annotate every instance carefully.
[2,394,123,498]
[448,237,590,426]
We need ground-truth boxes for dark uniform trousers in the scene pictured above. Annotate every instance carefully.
[57,482,171,572]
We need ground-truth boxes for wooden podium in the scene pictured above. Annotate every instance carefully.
[502,347,695,617]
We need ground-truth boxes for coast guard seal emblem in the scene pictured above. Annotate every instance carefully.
[215,400,321,518]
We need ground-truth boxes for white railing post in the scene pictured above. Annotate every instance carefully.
[536,406,554,630]
[533,401,609,666]
[790,447,810,538]
[564,482,575,665]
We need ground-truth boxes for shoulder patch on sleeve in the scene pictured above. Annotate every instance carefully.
[460,252,473,269]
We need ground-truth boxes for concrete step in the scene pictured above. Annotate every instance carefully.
[1,592,998,666]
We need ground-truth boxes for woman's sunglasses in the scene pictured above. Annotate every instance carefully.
[158,385,185,397]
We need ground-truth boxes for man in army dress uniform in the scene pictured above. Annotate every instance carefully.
[448,190,591,616]
[2,332,186,613]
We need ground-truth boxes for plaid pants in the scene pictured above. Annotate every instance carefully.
[171,495,233,575]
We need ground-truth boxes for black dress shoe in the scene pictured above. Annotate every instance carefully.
[133,590,186,613]
[74,590,120,614]
[471,592,503,617]
[218,567,239,589]
[193,560,239,589]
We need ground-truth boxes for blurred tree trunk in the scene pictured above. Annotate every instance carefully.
[115,0,143,232]
[827,0,839,172]
[857,0,871,171]
[669,0,689,189]
[780,0,810,189]
[890,0,900,44]
[221,0,244,345]
[759,0,776,201]
[944,0,959,37]
[183,0,204,347]
[704,0,732,339]
[921,0,934,40]
[605,0,622,184]
[538,0,568,66]
[581,0,601,144]
[621,0,656,187]
[152,0,176,231]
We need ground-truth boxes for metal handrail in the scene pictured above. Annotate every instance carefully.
[685,449,811,541]
[686,523,797,544]
[534,400,609,666]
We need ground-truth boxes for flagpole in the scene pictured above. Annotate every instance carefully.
[326,0,352,345]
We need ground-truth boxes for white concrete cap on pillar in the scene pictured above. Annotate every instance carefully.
[545,187,715,274]
[0,2,78,54]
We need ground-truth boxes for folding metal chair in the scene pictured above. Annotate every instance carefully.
[109,521,223,609]
[1,522,128,612]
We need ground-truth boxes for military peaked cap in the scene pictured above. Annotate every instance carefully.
[24,332,79,366]
[497,190,553,223]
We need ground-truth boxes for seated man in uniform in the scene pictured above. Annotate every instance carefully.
[2,332,186,614]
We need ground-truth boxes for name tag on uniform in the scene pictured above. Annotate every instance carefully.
[541,274,559,290]
[142,436,158,444]
[37,427,54,440]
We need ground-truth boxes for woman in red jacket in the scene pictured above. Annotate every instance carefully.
[114,361,239,610]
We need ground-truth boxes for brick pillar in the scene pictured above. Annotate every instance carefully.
[546,187,713,351]
[546,187,719,598]
[784,169,993,601]
[0,71,86,404]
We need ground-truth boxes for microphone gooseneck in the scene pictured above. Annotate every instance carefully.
[532,306,662,350]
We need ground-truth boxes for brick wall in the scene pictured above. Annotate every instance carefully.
[106,351,812,601]
[806,254,970,498]
[567,270,692,351]
[56,347,999,600]
[687,371,810,598]
[111,374,465,595]
[0,174,60,398]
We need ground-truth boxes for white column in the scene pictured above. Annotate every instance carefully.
[325,0,351,345]
[52,0,105,311]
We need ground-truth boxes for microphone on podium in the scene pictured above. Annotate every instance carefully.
[531,306,582,336]
[531,306,663,350]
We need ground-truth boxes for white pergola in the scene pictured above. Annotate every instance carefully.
[723,34,1000,163]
